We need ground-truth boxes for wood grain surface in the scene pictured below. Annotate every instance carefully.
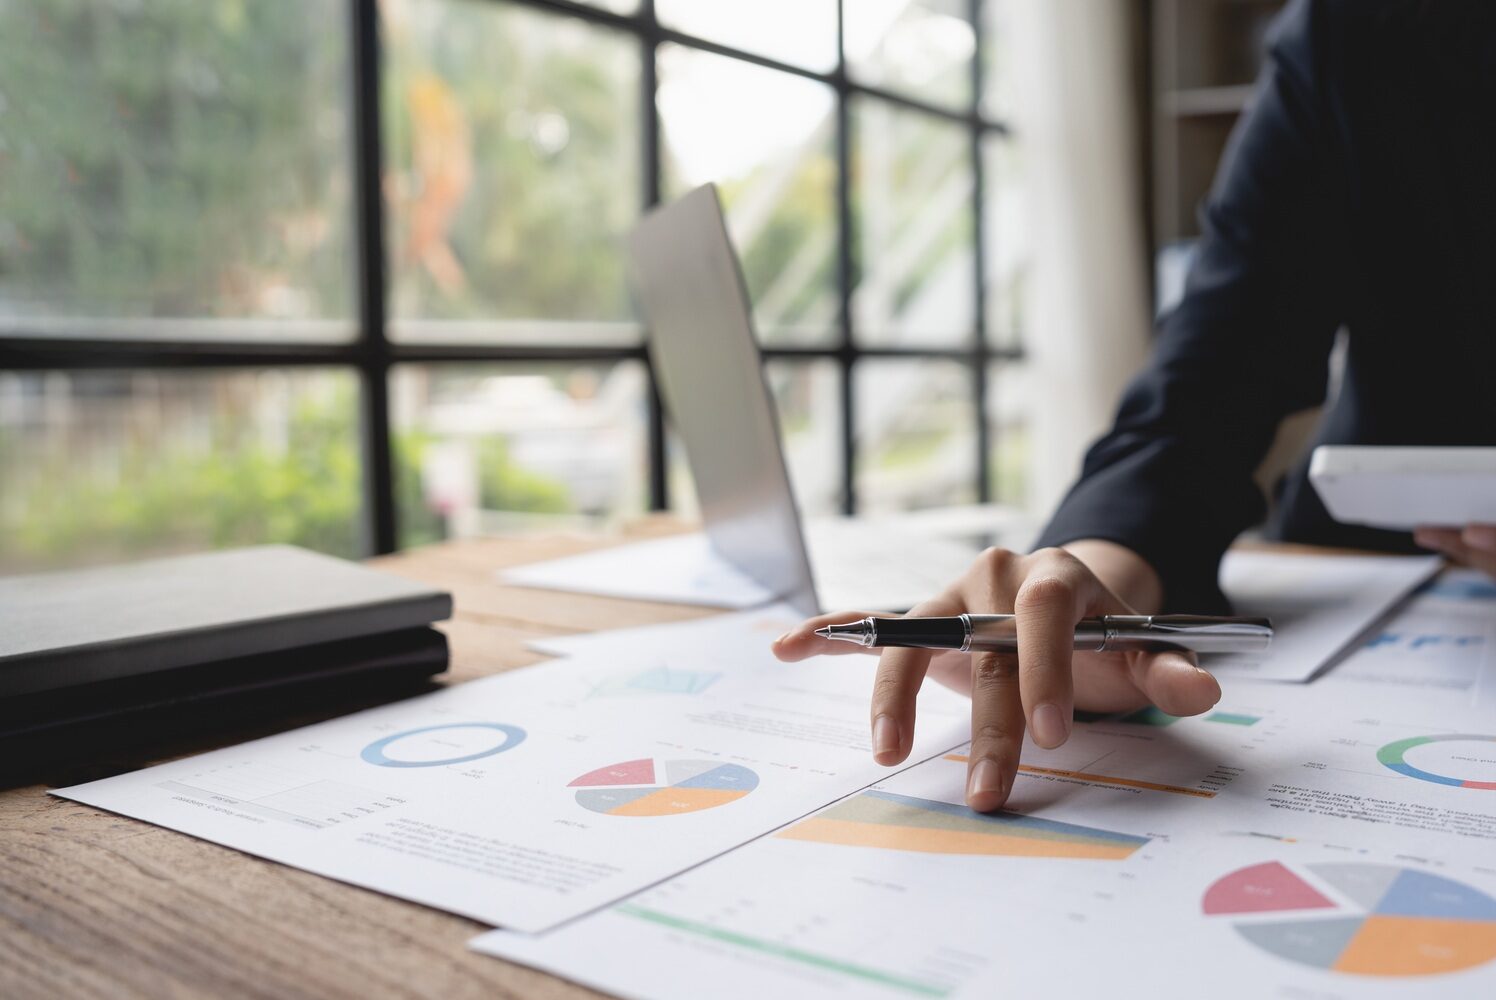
[0,522,717,1000]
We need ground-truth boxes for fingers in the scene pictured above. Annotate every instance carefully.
[1011,558,1101,749]
[1465,524,1496,552]
[1414,526,1466,560]
[870,647,932,765]
[771,610,887,662]
[1415,526,1496,578]
[1071,654,1152,713]
[965,651,1025,812]
[868,594,965,766]
[1459,525,1496,577]
[1126,650,1222,716]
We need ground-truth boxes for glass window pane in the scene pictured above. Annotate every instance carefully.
[659,47,838,346]
[390,362,647,546]
[668,362,840,521]
[575,0,638,13]
[655,0,838,73]
[0,1,356,341]
[986,362,1032,511]
[980,0,1017,120]
[765,359,842,517]
[666,429,698,522]
[852,100,975,347]
[982,134,1028,351]
[0,369,362,573]
[382,0,641,345]
[845,0,975,110]
[854,359,977,512]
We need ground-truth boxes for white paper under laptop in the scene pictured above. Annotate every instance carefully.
[503,184,979,614]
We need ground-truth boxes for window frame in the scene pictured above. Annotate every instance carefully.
[0,0,1023,556]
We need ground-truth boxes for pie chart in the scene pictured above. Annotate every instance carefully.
[1203,861,1496,977]
[569,758,759,817]
[1377,734,1496,790]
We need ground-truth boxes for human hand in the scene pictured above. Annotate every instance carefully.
[1413,525,1496,579]
[772,543,1222,812]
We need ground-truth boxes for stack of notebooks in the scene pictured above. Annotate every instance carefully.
[0,546,452,771]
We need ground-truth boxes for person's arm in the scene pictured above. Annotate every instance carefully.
[776,1,1356,813]
[1035,0,1350,612]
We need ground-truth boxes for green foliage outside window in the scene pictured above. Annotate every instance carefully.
[0,379,575,573]
[0,0,352,320]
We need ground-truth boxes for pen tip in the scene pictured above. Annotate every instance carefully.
[813,626,831,639]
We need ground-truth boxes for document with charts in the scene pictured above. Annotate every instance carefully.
[1312,568,1496,709]
[53,612,969,932]
[1048,827,1496,1000]
[1210,551,1440,681]
[474,696,1496,999]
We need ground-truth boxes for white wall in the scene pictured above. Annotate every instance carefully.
[1010,0,1152,513]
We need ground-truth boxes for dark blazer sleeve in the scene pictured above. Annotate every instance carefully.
[1032,0,1349,611]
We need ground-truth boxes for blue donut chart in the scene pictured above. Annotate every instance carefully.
[1377,734,1496,790]
[361,722,527,768]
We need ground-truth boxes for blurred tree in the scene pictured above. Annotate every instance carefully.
[0,381,363,570]
[382,0,638,322]
[0,0,352,319]
[0,378,576,571]
[476,437,569,514]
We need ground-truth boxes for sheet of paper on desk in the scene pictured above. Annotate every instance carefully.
[1309,568,1496,711]
[526,603,802,660]
[53,615,969,933]
[1209,551,1441,682]
[473,697,1496,1000]
[500,533,776,609]
[1044,829,1496,1000]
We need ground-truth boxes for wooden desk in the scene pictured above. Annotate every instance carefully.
[0,527,718,1000]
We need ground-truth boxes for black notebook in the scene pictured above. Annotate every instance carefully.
[0,626,449,782]
[1,545,453,697]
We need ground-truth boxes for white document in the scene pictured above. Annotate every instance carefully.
[1311,569,1496,711]
[472,738,1195,1000]
[54,616,970,933]
[501,533,777,609]
[801,518,980,613]
[472,697,1288,996]
[1050,829,1496,1000]
[1211,551,1440,682]
[501,522,986,614]
[526,604,803,660]
[474,698,1496,999]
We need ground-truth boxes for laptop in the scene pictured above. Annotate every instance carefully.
[629,185,983,617]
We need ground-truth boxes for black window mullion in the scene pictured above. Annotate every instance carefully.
[640,0,668,513]
[834,0,856,517]
[351,0,397,556]
[971,0,992,505]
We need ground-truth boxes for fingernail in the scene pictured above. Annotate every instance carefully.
[968,758,1004,799]
[1032,702,1070,748]
[774,632,791,645]
[873,715,900,758]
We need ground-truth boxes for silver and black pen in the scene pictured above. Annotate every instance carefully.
[815,613,1273,654]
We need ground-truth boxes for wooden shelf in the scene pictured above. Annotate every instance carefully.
[1148,0,1286,246]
